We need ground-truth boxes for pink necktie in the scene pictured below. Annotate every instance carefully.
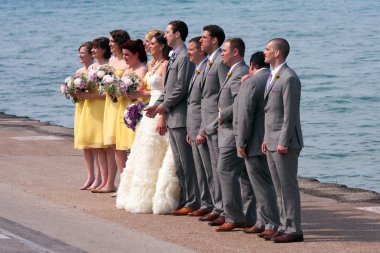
[266,73,273,90]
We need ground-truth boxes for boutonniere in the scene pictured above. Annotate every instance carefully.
[227,72,232,77]
[168,50,176,60]
[196,69,200,75]
[275,73,280,79]
[207,60,213,66]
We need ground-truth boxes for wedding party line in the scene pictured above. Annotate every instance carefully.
[63,20,304,244]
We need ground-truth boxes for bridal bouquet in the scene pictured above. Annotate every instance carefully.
[60,73,92,103]
[123,101,146,131]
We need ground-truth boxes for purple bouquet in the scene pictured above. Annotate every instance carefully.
[123,101,146,131]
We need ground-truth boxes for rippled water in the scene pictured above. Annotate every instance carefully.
[1,0,379,192]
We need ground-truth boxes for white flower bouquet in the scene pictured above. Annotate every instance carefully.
[60,73,93,103]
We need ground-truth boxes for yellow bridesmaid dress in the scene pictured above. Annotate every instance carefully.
[74,100,85,149]
[77,85,106,148]
[115,71,150,150]
[115,95,135,150]
[141,72,151,104]
[103,69,124,145]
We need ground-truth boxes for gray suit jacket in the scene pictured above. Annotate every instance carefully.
[155,46,195,128]
[264,64,304,151]
[200,49,229,135]
[217,61,249,148]
[186,60,207,140]
[235,68,269,157]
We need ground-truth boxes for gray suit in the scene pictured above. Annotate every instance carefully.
[200,48,229,215]
[235,68,280,230]
[186,59,213,211]
[217,61,248,223]
[155,46,200,209]
[264,63,303,235]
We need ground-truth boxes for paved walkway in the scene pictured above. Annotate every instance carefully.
[1,112,380,253]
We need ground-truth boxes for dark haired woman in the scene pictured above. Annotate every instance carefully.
[74,42,101,190]
[116,32,180,214]
[114,39,148,174]
[102,30,131,194]
[77,37,110,193]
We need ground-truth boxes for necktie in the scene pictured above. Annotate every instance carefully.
[266,72,273,90]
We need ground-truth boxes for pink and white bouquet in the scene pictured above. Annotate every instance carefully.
[60,73,92,103]
[87,65,114,86]
[120,72,141,94]
[99,74,121,102]
[99,71,141,103]
[123,100,146,131]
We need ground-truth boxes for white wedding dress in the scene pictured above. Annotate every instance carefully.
[116,72,180,214]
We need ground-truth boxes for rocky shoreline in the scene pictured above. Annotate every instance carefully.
[1,111,379,203]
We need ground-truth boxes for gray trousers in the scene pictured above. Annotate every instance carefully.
[267,149,302,235]
[190,140,213,210]
[206,133,223,215]
[168,127,200,209]
[217,147,245,223]
[240,167,256,226]
[244,155,280,230]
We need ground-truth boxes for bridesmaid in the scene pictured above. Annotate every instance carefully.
[115,39,148,167]
[77,37,110,193]
[75,41,101,190]
[143,29,161,68]
[103,30,130,193]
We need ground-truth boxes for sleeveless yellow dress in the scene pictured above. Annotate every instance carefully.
[103,69,124,145]
[77,84,106,149]
[74,100,85,149]
[74,68,87,149]
[141,72,151,104]
[115,98,135,150]
[115,70,150,151]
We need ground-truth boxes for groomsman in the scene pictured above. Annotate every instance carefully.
[186,36,214,216]
[214,38,249,232]
[235,51,280,236]
[198,25,229,225]
[146,20,199,215]
[262,38,304,243]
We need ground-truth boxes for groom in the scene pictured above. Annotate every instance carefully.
[146,20,200,215]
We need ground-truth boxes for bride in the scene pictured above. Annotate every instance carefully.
[116,32,180,214]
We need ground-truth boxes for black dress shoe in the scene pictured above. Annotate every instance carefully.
[272,233,304,243]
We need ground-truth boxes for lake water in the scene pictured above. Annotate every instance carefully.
[1,0,379,192]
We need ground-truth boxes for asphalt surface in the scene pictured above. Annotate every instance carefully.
[1,112,380,253]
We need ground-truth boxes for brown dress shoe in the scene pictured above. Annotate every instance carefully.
[188,209,212,217]
[258,229,276,238]
[262,231,283,241]
[215,222,244,232]
[170,207,195,216]
[199,212,219,221]
[243,226,265,234]
[272,233,304,243]
[208,216,225,226]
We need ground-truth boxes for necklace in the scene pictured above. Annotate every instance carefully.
[151,59,164,74]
